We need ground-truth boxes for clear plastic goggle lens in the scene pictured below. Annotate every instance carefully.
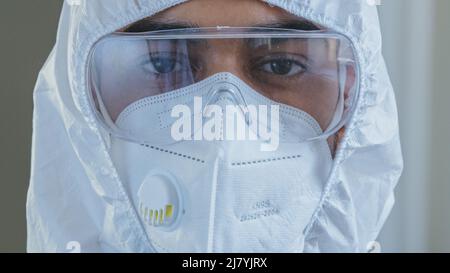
[88,27,359,144]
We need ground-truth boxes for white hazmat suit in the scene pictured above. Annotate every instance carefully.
[27,0,403,252]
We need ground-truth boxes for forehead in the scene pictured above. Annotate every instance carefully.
[145,0,314,27]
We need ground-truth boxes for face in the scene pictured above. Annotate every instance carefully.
[97,0,354,153]
[143,0,313,27]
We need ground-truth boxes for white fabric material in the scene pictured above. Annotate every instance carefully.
[110,72,332,252]
[27,0,403,252]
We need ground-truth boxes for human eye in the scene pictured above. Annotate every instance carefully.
[255,54,308,77]
[141,52,188,75]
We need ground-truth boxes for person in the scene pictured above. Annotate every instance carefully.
[26,0,403,253]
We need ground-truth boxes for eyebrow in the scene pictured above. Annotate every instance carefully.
[123,19,321,33]
[124,20,199,32]
[254,20,322,31]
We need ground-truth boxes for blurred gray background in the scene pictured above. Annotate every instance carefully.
[0,0,63,252]
[0,0,449,252]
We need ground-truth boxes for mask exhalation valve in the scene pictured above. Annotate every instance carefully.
[137,170,184,231]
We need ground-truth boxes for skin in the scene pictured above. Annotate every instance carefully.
[146,0,314,28]
[110,0,354,154]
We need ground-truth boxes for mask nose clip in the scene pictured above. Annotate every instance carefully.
[204,81,252,125]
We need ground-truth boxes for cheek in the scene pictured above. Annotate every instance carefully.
[317,81,340,129]
[289,78,340,131]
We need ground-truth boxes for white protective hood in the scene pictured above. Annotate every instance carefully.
[26,0,403,252]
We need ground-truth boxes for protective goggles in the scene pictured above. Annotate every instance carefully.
[88,27,359,144]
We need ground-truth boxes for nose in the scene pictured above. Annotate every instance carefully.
[206,80,246,106]
[198,40,248,81]
[203,76,252,125]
